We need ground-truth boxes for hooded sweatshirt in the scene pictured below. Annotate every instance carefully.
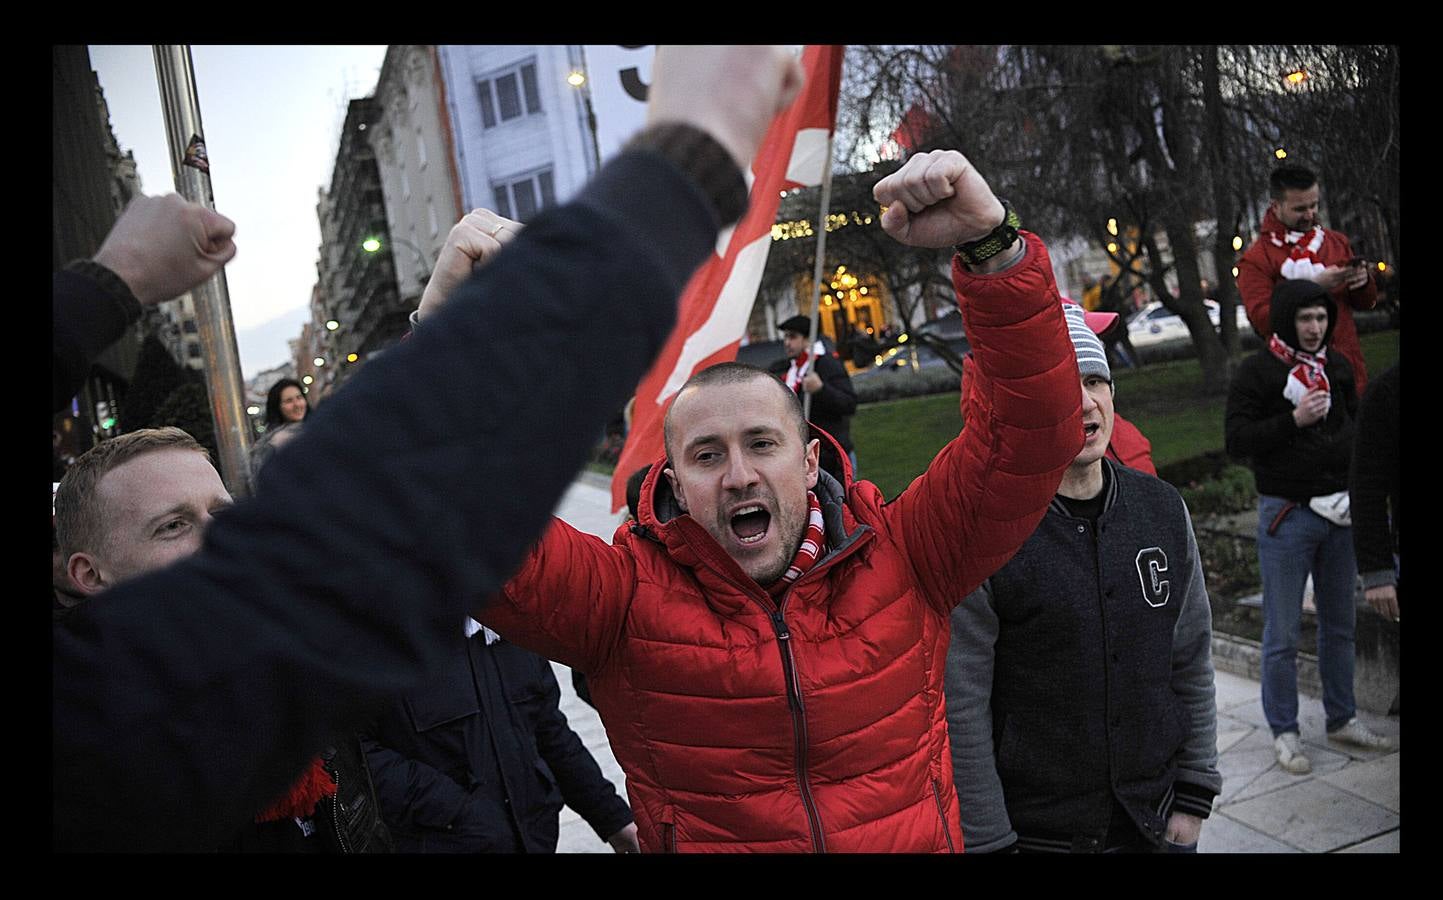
[1224,279,1358,501]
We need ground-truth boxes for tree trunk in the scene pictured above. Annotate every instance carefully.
[1144,227,1229,393]
[1201,45,1243,357]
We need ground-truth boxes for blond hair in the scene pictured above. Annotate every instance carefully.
[54,427,212,559]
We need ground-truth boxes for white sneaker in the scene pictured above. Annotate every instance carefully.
[1274,732,1312,774]
[1328,718,1395,751]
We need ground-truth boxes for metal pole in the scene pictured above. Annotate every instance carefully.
[153,45,253,498]
[575,45,603,176]
[802,130,836,422]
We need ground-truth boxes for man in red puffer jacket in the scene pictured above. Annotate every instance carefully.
[477,150,1084,853]
[1236,164,1378,395]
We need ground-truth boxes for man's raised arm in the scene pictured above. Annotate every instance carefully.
[871,150,1083,608]
[53,45,802,852]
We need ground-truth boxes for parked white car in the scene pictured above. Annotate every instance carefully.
[1126,300,1252,348]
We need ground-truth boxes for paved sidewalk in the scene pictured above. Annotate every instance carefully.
[549,475,1401,853]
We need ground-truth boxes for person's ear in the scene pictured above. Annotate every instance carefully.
[804,439,820,489]
[663,466,687,512]
[67,552,110,597]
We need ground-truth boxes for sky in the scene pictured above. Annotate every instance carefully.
[89,45,388,380]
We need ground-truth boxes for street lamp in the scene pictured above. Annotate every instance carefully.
[325,319,340,331]
[361,234,430,288]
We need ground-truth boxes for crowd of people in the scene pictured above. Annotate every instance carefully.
[51,45,1397,853]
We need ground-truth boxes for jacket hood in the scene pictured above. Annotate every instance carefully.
[639,423,852,530]
[1260,206,1287,236]
[1269,278,1337,349]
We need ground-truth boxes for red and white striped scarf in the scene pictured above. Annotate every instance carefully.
[1268,333,1331,407]
[1267,224,1327,281]
[768,491,826,597]
[783,341,826,394]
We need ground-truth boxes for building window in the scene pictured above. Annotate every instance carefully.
[182,320,198,334]
[475,60,542,129]
[491,168,555,223]
[416,128,427,169]
[187,343,202,359]
[428,199,439,237]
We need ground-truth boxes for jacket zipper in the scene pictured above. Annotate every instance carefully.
[703,527,872,854]
[931,778,957,853]
[325,758,352,854]
[768,608,827,853]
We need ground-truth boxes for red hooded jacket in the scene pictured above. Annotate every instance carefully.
[481,233,1082,852]
[1236,208,1377,395]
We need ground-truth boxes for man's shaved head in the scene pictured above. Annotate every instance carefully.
[663,363,808,462]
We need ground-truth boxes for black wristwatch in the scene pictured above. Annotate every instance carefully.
[953,200,1021,267]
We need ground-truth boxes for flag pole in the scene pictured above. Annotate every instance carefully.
[802,129,835,422]
[153,45,253,498]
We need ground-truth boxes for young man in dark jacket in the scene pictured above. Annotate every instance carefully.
[946,304,1220,853]
[362,626,636,853]
[768,314,859,473]
[1225,279,1394,776]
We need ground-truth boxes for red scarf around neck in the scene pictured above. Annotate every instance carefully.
[1264,213,1327,281]
[768,491,826,598]
[1268,333,1331,404]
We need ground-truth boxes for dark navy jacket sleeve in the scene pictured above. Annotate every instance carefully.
[52,267,142,413]
[530,663,633,842]
[52,148,722,852]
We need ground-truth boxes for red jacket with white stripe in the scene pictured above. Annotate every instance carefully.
[1236,208,1378,395]
[482,231,1083,852]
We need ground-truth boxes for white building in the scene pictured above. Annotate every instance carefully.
[435,46,599,220]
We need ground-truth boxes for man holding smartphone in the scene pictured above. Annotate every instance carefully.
[1236,165,1379,395]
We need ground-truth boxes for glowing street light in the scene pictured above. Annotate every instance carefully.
[1106,217,1118,236]
[1285,69,1308,86]
[567,71,586,87]
[302,375,314,385]
[1107,241,1119,255]
[1275,148,1288,160]
[1232,266,1240,278]
[1232,236,1244,251]
[325,319,340,331]
[346,352,359,363]
[361,237,382,253]
[246,405,260,416]
[313,356,326,367]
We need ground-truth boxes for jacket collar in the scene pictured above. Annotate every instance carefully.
[634,426,867,607]
[1048,457,1122,518]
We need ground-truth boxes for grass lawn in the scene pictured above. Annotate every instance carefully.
[852,329,1400,500]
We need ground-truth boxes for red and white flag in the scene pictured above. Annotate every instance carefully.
[610,45,845,512]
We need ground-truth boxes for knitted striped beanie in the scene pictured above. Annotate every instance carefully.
[1063,303,1111,383]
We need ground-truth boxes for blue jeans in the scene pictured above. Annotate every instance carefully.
[1256,495,1358,736]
